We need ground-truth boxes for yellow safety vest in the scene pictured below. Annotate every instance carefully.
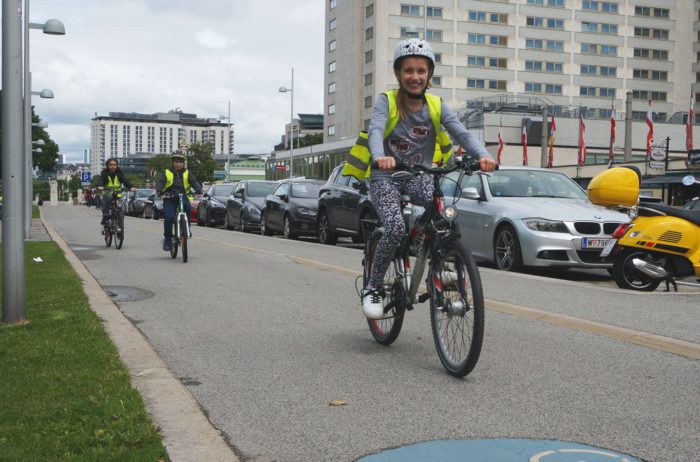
[343,90,453,180]
[105,175,123,197]
[163,169,190,193]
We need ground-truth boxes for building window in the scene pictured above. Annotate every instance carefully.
[469,11,487,22]
[329,61,336,73]
[580,86,616,98]
[328,125,335,136]
[328,104,336,115]
[546,40,563,51]
[328,82,336,94]
[434,53,442,63]
[581,43,617,56]
[633,48,668,61]
[431,76,442,87]
[467,79,485,89]
[632,111,667,122]
[635,6,669,18]
[527,17,564,29]
[524,83,563,95]
[365,26,373,40]
[401,27,421,39]
[426,29,442,41]
[329,19,336,31]
[634,27,669,40]
[427,7,442,17]
[491,13,508,23]
[468,34,486,45]
[365,50,373,63]
[633,69,668,81]
[329,40,336,52]
[366,3,373,17]
[364,96,373,108]
[468,56,486,67]
[468,79,506,90]
[527,0,565,6]
[583,1,619,13]
[526,38,543,49]
[330,0,336,9]
[582,22,617,34]
[401,4,422,16]
[364,73,373,86]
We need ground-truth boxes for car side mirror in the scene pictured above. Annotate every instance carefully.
[280,194,288,202]
[461,187,481,200]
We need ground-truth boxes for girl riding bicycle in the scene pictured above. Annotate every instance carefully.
[156,153,203,252]
[95,158,135,225]
[358,38,496,319]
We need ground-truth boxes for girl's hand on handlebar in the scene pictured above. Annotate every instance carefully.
[479,157,497,172]
[376,156,396,172]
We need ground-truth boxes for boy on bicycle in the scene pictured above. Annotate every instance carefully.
[357,38,496,319]
[95,157,135,225]
[156,153,203,251]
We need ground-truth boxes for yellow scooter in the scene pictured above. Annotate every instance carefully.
[588,167,700,291]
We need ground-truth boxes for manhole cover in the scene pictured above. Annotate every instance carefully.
[103,285,154,302]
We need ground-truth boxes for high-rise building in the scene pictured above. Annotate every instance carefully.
[83,148,90,165]
[324,0,696,142]
[90,110,233,174]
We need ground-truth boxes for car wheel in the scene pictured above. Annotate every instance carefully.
[317,211,337,245]
[283,215,297,240]
[260,213,273,236]
[494,224,523,272]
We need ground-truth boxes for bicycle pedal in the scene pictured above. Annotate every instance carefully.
[417,292,431,303]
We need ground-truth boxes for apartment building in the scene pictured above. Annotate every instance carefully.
[324,0,697,143]
[90,110,233,174]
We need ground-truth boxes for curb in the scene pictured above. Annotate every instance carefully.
[42,217,239,462]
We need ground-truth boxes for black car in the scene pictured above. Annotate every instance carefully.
[127,188,154,217]
[142,193,164,220]
[317,163,377,245]
[261,179,324,239]
[197,182,238,227]
[225,180,279,231]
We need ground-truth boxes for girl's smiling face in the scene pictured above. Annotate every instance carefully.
[397,56,431,96]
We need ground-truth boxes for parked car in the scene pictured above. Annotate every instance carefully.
[225,180,279,231]
[442,166,629,271]
[197,182,238,227]
[260,179,325,239]
[316,163,377,245]
[682,197,700,210]
[127,188,154,217]
[142,193,164,220]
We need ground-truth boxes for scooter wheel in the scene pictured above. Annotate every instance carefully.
[612,248,662,292]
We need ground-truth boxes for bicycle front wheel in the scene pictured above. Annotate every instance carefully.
[364,233,404,345]
[180,216,188,263]
[170,221,178,259]
[429,239,484,377]
[104,221,113,247]
[115,212,125,249]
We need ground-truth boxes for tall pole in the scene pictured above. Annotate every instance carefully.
[624,91,633,162]
[3,0,27,322]
[540,106,548,168]
[289,67,294,179]
[227,100,231,182]
[23,0,31,238]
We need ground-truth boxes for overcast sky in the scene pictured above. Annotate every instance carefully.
[26,0,325,162]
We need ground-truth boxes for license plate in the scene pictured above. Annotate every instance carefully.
[599,239,617,258]
[582,238,610,249]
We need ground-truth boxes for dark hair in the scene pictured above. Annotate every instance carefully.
[101,158,125,180]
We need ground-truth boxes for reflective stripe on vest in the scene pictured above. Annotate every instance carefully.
[342,132,371,180]
[163,169,190,192]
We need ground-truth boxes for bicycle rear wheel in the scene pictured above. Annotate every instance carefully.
[364,233,405,345]
[429,238,484,377]
[180,215,188,263]
[115,212,125,249]
[170,221,178,259]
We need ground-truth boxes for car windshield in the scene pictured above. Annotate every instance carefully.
[135,190,152,198]
[216,185,236,197]
[247,182,278,197]
[487,170,586,199]
[291,182,320,198]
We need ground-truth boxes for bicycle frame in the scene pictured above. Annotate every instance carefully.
[173,193,191,241]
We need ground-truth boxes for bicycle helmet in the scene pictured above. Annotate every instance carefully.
[393,38,436,72]
[171,153,186,161]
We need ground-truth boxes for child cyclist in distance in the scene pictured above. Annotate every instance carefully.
[361,38,496,319]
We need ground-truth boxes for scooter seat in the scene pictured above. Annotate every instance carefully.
[641,203,700,227]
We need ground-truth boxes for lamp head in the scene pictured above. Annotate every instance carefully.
[279,87,289,93]
[39,89,54,99]
[42,19,66,35]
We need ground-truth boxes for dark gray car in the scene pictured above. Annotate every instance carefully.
[225,180,279,231]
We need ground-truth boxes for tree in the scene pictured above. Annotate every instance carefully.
[185,142,217,183]
[68,173,82,198]
[297,132,323,148]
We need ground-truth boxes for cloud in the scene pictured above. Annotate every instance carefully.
[28,0,325,162]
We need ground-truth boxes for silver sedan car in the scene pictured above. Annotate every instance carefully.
[442,166,629,271]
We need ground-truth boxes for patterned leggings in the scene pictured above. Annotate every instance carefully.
[367,175,434,289]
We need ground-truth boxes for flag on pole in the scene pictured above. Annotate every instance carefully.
[608,109,616,168]
[547,115,556,168]
[646,100,654,158]
[521,123,528,166]
[497,121,504,164]
[577,114,587,166]
[686,95,694,167]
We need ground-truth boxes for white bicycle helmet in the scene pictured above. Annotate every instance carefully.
[393,38,436,70]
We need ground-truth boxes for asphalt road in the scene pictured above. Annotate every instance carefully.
[42,206,700,462]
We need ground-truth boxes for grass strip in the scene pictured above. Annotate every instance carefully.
[0,241,167,461]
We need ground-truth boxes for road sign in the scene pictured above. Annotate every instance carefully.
[81,171,91,184]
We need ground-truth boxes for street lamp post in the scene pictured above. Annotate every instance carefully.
[279,68,294,179]
[24,2,65,238]
[219,101,233,182]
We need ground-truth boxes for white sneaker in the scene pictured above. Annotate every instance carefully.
[362,288,384,319]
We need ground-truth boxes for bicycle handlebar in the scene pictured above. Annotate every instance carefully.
[370,158,497,177]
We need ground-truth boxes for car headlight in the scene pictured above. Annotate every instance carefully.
[522,218,568,233]
[297,207,317,216]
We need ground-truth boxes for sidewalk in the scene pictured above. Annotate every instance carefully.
[0,217,52,242]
